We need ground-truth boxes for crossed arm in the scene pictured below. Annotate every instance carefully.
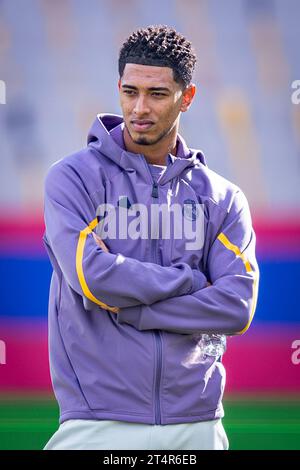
[93,232,212,286]
[93,197,259,338]
[44,162,207,313]
[44,162,258,335]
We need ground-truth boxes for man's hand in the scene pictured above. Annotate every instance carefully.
[93,232,110,253]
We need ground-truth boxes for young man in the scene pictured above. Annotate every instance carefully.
[43,25,259,450]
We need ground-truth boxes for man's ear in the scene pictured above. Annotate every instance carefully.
[180,84,196,112]
[118,79,121,90]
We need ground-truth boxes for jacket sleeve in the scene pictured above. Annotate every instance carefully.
[117,190,259,334]
[44,162,206,312]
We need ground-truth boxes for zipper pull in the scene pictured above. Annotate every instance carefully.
[151,181,159,198]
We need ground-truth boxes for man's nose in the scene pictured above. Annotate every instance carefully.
[133,95,150,115]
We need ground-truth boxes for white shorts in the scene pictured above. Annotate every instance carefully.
[44,418,229,450]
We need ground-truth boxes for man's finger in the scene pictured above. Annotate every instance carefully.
[92,232,109,253]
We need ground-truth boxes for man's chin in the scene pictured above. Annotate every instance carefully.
[132,137,153,146]
[126,125,163,147]
[129,131,154,146]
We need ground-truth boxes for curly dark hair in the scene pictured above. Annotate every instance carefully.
[118,25,197,88]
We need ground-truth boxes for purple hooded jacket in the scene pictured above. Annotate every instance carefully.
[43,113,259,425]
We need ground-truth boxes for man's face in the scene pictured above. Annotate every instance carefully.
[119,63,194,146]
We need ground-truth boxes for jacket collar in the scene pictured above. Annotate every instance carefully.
[87,113,206,184]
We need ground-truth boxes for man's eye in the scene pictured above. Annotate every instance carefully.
[152,92,166,97]
[123,90,136,95]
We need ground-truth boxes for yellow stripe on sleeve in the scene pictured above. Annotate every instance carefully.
[217,232,258,334]
[239,273,258,334]
[217,232,252,272]
[76,217,119,313]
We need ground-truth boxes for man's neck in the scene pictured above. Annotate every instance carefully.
[123,126,178,166]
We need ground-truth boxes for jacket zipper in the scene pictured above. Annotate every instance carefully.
[142,156,163,425]
[151,181,163,425]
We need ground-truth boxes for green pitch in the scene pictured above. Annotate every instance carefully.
[0,394,299,450]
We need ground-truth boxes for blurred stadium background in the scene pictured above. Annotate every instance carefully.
[0,0,300,450]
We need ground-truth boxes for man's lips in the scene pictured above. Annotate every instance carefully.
[131,120,154,132]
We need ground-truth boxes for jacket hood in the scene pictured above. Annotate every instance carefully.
[87,113,206,184]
